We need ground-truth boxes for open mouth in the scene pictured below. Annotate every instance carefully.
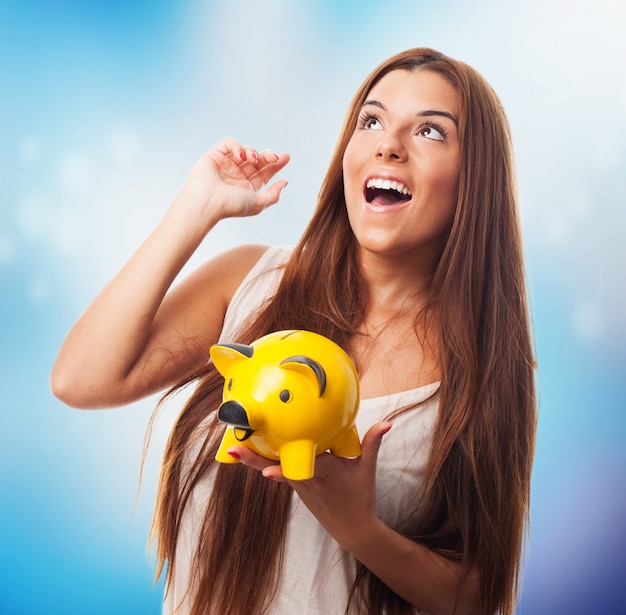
[364,178,412,208]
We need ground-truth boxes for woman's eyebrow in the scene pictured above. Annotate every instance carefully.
[418,109,459,127]
[361,100,458,127]
[360,99,386,111]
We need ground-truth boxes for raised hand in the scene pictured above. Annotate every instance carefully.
[184,137,290,221]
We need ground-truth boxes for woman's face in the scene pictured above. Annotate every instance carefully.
[342,68,461,268]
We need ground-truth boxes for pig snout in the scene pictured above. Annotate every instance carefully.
[218,400,251,429]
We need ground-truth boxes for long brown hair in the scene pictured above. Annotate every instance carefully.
[149,48,536,615]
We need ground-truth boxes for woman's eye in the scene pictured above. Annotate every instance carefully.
[420,125,445,141]
[359,113,382,130]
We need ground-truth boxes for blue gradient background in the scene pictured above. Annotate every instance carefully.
[2,1,625,613]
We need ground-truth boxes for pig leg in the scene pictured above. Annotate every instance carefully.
[278,440,317,480]
[329,425,362,459]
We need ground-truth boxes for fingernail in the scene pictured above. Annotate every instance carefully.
[252,151,259,163]
[227,450,241,460]
[381,423,393,436]
[239,151,246,161]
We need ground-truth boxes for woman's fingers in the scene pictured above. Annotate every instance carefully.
[215,140,287,175]
[245,151,290,191]
[186,139,289,220]
[227,445,290,482]
[261,463,288,482]
[254,179,289,211]
[214,137,250,162]
[227,445,283,473]
[213,139,290,192]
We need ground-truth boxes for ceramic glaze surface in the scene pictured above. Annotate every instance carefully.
[212,330,361,479]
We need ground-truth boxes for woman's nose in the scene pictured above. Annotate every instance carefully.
[375,132,407,162]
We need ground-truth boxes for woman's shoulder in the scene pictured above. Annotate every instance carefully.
[219,245,293,341]
[211,243,272,274]
[218,244,292,294]
[213,244,292,274]
[193,244,287,302]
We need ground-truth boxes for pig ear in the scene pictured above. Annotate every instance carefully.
[210,343,254,376]
[280,355,327,397]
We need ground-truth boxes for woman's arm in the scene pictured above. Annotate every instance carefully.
[50,139,289,409]
[339,514,481,615]
[230,424,481,615]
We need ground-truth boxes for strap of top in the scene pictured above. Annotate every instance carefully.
[219,245,293,343]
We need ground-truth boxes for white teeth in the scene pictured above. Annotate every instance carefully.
[366,177,411,196]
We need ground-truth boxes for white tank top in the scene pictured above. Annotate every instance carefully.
[163,246,438,614]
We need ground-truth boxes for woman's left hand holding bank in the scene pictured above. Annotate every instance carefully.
[227,421,393,550]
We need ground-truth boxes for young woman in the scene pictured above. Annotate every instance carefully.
[51,48,537,615]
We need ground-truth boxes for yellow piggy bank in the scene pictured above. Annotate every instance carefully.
[211,330,361,480]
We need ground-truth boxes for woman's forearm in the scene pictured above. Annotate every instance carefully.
[248,423,482,615]
[340,516,481,615]
[50,184,221,408]
[51,142,290,409]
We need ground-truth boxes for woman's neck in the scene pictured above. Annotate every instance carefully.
[348,249,442,397]
[359,248,437,319]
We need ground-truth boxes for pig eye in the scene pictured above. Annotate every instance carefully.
[279,389,293,403]
[227,378,233,391]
